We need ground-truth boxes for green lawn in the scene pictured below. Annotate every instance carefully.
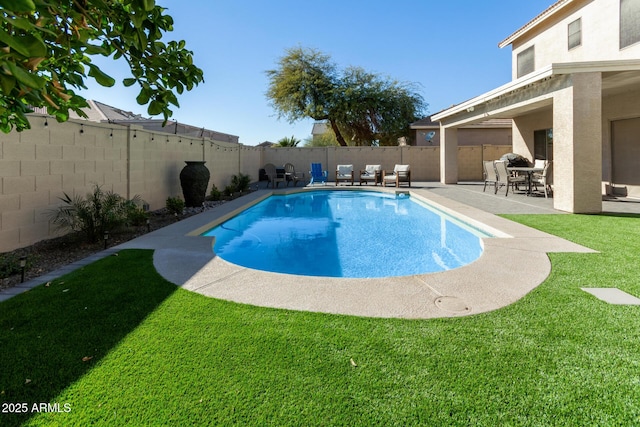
[1,214,639,426]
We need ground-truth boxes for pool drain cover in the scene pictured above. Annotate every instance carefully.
[434,296,470,313]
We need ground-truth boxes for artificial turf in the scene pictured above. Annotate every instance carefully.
[1,214,639,426]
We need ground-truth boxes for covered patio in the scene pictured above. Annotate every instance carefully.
[432,59,640,213]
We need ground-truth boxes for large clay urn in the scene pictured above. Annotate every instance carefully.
[179,161,210,207]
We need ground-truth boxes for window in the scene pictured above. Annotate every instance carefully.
[517,45,535,78]
[621,0,640,48]
[568,18,582,49]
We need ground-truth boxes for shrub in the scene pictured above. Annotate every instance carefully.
[231,173,251,193]
[166,196,185,216]
[47,184,140,243]
[208,184,222,201]
[223,185,234,198]
[124,200,149,226]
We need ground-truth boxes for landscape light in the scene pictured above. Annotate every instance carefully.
[19,256,26,283]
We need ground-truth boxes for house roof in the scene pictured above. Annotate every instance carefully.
[68,100,239,143]
[311,122,328,135]
[498,0,573,48]
[68,100,147,121]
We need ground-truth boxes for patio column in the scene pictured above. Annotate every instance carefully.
[440,126,458,184]
[552,72,602,213]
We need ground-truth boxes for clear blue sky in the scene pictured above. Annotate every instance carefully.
[80,0,554,145]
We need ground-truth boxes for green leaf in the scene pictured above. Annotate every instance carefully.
[87,64,115,87]
[147,99,163,115]
[139,0,155,12]
[0,73,16,94]
[0,15,34,31]
[5,61,44,89]
[19,33,47,57]
[0,0,36,13]
[84,44,110,56]
[136,88,151,104]
[123,78,137,87]
[131,12,145,29]
[0,28,30,57]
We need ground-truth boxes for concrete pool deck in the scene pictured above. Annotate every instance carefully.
[111,184,597,319]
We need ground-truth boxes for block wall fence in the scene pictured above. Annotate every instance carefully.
[0,115,511,252]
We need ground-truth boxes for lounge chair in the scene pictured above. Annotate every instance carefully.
[309,163,328,185]
[263,163,285,188]
[494,160,526,196]
[482,160,498,193]
[382,164,411,187]
[359,165,382,186]
[284,163,304,187]
[335,164,354,186]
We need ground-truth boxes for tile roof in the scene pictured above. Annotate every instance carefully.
[498,0,572,48]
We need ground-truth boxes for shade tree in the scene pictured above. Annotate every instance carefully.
[0,0,204,132]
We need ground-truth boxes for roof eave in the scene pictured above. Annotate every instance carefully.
[498,0,573,48]
[432,59,640,122]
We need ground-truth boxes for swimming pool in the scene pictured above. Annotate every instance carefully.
[202,191,490,278]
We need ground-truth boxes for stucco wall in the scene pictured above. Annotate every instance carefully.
[0,117,511,252]
[413,127,512,147]
[511,0,640,79]
[512,110,554,159]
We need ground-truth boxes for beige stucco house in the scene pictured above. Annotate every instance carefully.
[432,0,640,213]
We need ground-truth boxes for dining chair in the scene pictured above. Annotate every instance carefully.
[284,163,304,187]
[483,161,499,193]
[532,161,553,198]
[263,163,285,188]
[494,160,526,196]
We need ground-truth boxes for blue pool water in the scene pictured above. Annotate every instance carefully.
[202,191,489,278]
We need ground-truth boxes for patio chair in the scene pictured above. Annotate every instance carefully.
[359,164,382,186]
[335,164,354,186]
[482,161,499,193]
[284,163,304,187]
[263,163,285,188]
[532,161,553,198]
[382,164,411,187]
[494,160,526,196]
[309,163,328,185]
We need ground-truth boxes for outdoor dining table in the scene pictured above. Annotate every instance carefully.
[507,166,544,196]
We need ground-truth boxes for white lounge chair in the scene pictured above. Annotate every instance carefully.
[382,164,411,187]
[335,164,354,186]
[359,165,382,186]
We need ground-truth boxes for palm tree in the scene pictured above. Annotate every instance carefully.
[275,135,301,147]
